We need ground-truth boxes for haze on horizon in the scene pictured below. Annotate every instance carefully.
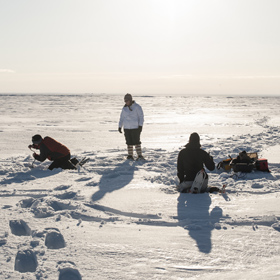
[0,0,279,96]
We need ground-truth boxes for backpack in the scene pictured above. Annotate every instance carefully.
[230,151,255,173]
[255,158,270,172]
[231,162,255,173]
[190,169,207,193]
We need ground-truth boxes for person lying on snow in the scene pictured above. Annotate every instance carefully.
[177,132,217,193]
[28,134,76,170]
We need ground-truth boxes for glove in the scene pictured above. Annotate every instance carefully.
[33,153,39,159]
[138,126,142,132]
[29,144,39,149]
[118,127,122,133]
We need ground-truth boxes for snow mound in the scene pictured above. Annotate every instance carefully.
[17,197,80,218]
[272,222,280,232]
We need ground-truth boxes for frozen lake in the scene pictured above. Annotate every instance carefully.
[1,93,280,280]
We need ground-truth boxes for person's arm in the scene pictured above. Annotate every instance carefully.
[34,144,48,162]
[118,108,124,132]
[137,104,144,127]
[203,151,215,171]
[177,151,185,183]
[28,144,39,149]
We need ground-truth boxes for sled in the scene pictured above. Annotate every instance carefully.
[69,157,90,169]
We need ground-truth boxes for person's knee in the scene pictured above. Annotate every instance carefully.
[178,181,192,192]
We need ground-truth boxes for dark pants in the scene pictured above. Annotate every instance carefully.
[48,154,75,170]
[124,128,141,145]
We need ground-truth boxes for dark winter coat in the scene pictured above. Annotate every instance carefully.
[34,137,70,162]
[177,142,215,183]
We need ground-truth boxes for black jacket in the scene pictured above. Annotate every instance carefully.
[177,142,215,183]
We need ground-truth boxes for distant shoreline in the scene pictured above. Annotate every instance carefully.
[0,93,279,98]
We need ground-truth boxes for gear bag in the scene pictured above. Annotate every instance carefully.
[230,151,255,173]
[217,157,232,171]
[255,158,269,172]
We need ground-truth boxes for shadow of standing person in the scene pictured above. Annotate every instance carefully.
[91,161,137,202]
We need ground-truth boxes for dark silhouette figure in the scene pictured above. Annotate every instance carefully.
[91,161,137,202]
[177,193,223,254]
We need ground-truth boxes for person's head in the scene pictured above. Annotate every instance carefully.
[189,132,200,145]
[32,134,42,146]
[124,93,133,106]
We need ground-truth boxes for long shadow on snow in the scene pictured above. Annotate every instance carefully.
[91,160,137,202]
[177,193,222,254]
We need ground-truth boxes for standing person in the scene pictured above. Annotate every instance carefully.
[28,134,76,170]
[118,93,144,160]
[177,132,215,193]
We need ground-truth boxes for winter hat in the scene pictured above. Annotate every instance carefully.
[189,132,200,144]
[32,134,42,144]
[124,93,132,102]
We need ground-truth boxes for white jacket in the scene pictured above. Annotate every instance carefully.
[118,102,144,129]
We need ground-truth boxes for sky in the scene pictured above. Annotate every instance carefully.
[0,0,280,95]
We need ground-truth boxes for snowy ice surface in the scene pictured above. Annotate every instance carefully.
[0,94,280,280]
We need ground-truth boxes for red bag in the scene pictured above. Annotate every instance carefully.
[256,158,269,172]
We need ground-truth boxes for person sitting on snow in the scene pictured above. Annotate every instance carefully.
[28,134,76,170]
[118,93,144,160]
[177,132,215,193]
